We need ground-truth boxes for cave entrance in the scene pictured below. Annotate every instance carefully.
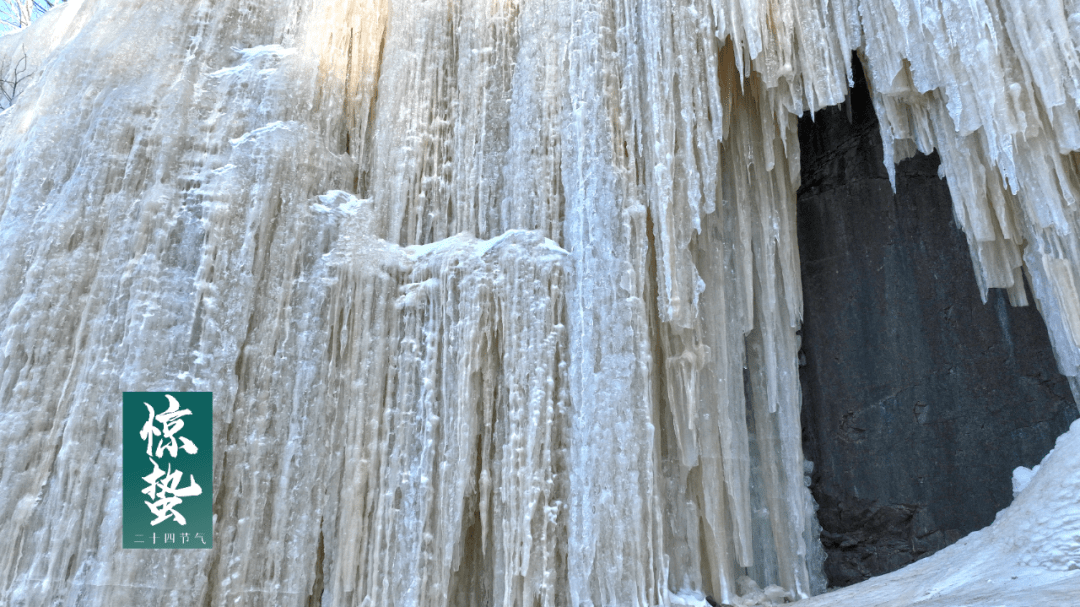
[794,56,1078,587]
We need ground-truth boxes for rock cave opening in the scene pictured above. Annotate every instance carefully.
[795,55,1079,588]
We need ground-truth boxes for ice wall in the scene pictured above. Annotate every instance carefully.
[0,1,1076,606]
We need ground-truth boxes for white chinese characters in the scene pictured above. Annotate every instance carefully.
[139,394,199,458]
[139,395,202,525]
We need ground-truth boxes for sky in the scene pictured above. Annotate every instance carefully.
[0,1,67,33]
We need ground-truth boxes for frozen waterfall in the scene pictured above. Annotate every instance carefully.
[0,0,1077,605]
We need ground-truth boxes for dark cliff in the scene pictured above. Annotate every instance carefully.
[796,57,1079,588]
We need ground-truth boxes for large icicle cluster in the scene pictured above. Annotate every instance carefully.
[0,0,1076,606]
[855,0,1080,399]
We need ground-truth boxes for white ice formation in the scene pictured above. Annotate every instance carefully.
[0,0,1076,606]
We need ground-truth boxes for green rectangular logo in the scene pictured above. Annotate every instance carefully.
[123,392,213,549]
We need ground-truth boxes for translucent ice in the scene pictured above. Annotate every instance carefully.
[0,0,1077,606]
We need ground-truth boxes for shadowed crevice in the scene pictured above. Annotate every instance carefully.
[796,55,1078,588]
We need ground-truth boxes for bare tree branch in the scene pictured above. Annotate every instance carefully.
[0,49,31,110]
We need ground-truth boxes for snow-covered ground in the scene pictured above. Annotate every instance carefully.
[795,419,1080,607]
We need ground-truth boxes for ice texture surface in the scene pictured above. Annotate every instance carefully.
[0,0,1076,606]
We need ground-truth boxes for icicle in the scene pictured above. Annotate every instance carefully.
[2,0,1079,605]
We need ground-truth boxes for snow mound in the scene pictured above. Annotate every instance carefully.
[798,419,1080,606]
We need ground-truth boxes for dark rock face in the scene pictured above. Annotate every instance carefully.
[796,58,1078,588]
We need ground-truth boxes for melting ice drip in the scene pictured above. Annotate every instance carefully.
[0,0,1077,606]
